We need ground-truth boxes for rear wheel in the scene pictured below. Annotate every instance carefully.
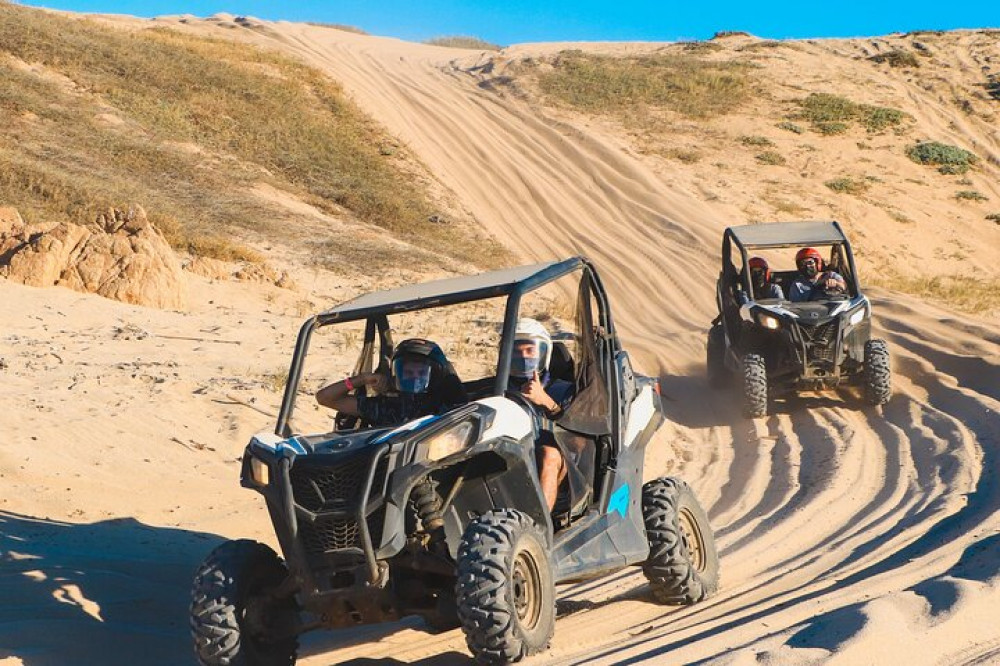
[707,325,728,389]
[455,509,555,665]
[864,339,891,406]
[190,540,300,666]
[742,353,768,418]
[641,478,719,604]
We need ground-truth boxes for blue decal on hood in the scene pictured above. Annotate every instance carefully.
[608,484,630,518]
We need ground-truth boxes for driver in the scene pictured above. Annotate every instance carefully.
[316,338,466,427]
[789,247,847,302]
[508,318,575,512]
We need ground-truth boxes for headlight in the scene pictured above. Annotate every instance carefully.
[425,421,476,461]
[848,307,866,326]
[249,457,270,486]
[759,313,781,330]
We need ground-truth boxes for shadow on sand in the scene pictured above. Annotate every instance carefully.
[0,510,225,665]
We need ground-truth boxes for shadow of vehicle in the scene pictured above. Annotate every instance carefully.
[0,510,226,665]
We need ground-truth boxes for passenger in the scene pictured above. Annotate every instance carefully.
[507,318,575,512]
[788,247,847,302]
[316,338,466,428]
[745,256,784,301]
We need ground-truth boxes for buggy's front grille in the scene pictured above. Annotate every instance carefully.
[290,455,370,512]
[801,320,838,364]
[289,452,390,557]
[299,516,362,552]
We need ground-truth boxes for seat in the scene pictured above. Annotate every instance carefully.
[549,341,575,383]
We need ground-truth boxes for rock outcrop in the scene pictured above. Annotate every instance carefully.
[0,205,187,309]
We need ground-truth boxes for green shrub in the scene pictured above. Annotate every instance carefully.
[939,163,971,175]
[776,121,804,134]
[425,36,501,50]
[793,93,908,135]
[741,135,774,146]
[537,51,751,118]
[825,177,868,194]
[868,49,920,68]
[906,142,979,170]
[815,121,850,135]
[756,151,786,165]
[955,190,988,201]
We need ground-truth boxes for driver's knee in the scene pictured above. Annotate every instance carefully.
[538,444,564,476]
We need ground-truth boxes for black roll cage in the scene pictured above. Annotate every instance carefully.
[275,256,618,439]
[721,221,862,299]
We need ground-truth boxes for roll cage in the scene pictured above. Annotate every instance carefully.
[721,220,861,302]
[275,256,622,443]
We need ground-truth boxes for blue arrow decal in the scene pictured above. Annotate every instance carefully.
[608,483,630,518]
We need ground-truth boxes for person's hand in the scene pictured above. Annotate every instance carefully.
[521,371,557,413]
[822,274,846,292]
[358,372,389,393]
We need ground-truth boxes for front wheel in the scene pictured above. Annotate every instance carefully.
[742,353,768,418]
[864,339,891,405]
[190,539,300,666]
[641,478,719,604]
[456,509,555,665]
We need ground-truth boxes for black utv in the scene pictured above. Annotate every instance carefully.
[190,257,719,665]
[707,221,891,417]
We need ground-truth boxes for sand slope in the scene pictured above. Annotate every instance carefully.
[2,16,999,666]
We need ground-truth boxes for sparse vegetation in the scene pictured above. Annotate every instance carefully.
[741,135,774,146]
[792,93,908,134]
[955,190,988,201]
[776,121,804,134]
[536,51,751,119]
[868,49,920,68]
[985,213,1000,223]
[662,147,702,163]
[871,274,1000,313]
[756,151,786,165]
[306,22,368,34]
[425,36,501,51]
[824,177,869,194]
[0,4,500,268]
[906,141,978,174]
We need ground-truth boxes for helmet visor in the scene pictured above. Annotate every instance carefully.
[511,338,549,378]
[393,356,432,394]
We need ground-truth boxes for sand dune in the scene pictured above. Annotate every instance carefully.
[2,15,999,666]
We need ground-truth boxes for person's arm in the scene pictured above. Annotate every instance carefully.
[520,371,563,418]
[316,372,385,416]
[772,283,785,300]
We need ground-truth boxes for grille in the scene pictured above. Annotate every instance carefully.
[299,516,361,553]
[802,320,837,364]
[290,455,370,512]
[290,453,390,556]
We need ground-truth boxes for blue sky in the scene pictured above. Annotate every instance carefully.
[24,0,1000,45]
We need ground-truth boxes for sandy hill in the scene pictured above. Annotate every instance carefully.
[1,8,999,666]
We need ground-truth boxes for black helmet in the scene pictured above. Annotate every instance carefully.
[391,339,449,394]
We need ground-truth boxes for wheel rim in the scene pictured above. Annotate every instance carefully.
[678,508,707,572]
[512,550,542,629]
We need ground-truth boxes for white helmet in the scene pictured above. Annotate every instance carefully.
[511,318,552,378]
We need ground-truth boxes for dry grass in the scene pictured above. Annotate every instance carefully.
[871,274,1000,313]
[425,36,501,51]
[755,151,786,165]
[0,5,498,268]
[825,177,869,194]
[306,22,368,34]
[536,51,751,119]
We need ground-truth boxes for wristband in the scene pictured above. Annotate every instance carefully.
[344,376,355,391]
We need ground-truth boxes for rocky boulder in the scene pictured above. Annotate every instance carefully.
[0,205,187,309]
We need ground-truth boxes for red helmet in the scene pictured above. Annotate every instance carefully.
[748,256,771,282]
[795,247,824,271]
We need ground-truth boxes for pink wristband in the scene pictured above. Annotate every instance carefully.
[344,376,355,391]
